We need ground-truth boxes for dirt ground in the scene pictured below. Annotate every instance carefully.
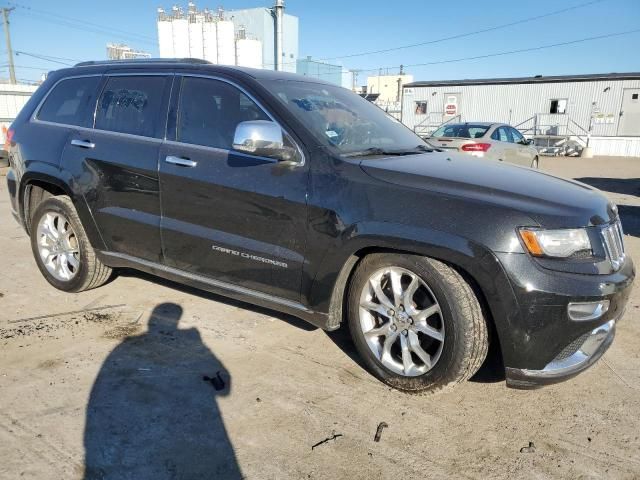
[0,156,638,479]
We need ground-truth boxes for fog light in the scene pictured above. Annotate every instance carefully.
[568,300,610,321]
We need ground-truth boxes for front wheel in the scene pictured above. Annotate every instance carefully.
[30,195,112,292]
[347,253,489,393]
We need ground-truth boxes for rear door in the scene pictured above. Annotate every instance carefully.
[490,126,515,163]
[618,88,640,136]
[158,75,309,301]
[62,73,172,263]
[509,127,535,167]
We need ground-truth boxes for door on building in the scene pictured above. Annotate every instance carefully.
[618,89,640,136]
[443,93,462,121]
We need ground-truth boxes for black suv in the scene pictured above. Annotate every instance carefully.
[5,60,635,392]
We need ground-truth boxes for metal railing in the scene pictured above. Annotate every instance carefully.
[414,113,461,138]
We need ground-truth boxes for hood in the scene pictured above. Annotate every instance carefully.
[358,152,616,229]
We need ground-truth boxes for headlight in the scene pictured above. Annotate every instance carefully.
[518,228,592,258]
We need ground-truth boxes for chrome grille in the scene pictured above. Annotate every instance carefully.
[601,221,625,270]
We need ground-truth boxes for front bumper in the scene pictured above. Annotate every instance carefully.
[505,318,617,389]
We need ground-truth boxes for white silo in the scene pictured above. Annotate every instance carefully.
[188,15,204,58]
[157,8,174,58]
[171,6,190,58]
[216,20,235,65]
[236,38,263,69]
[202,19,218,63]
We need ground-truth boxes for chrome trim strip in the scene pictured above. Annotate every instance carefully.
[100,251,313,314]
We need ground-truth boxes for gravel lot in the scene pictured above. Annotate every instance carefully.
[0,156,638,479]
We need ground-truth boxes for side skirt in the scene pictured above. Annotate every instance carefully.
[97,251,332,330]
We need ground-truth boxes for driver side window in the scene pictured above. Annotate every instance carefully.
[510,128,525,144]
[177,77,269,150]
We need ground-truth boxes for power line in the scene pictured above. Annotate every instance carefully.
[15,51,76,66]
[303,28,640,78]
[318,0,608,62]
[8,2,156,46]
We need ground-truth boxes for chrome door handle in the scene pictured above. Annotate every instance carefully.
[71,139,95,149]
[165,155,197,167]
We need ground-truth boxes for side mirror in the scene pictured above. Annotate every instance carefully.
[526,138,534,145]
[232,120,298,163]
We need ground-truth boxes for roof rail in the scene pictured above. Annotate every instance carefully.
[74,58,212,67]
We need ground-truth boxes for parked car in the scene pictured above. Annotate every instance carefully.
[427,122,539,168]
[5,60,634,392]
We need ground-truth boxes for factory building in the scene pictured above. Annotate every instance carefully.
[106,44,151,60]
[296,56,352,88]
[401,72,640,157]
[156,3,298,71]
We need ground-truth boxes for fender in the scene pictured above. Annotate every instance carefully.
[307,221,523,366]
[19,166,107,251]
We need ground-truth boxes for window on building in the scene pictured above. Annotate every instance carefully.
[177,77,269,150]
[414,101,427,115]
[95,76,168,138]
[632,93,639,101]
[549,98,568,114]
[37,76,101,126]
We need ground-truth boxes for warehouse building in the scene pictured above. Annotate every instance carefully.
[401,72,640,156]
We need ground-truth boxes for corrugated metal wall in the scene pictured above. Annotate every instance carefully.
[402,78,640,137]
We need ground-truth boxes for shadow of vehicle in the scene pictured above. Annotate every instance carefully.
[83,303,242,479]
[574,177,640,198]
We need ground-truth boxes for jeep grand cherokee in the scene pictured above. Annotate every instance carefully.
[5,59,635,392]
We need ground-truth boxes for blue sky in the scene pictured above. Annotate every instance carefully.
[3,0,639,84]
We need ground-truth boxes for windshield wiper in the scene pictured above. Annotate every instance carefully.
[342,147,427,158]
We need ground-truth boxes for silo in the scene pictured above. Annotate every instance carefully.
[188,15,204,59]
[216,20,235,65]
[172,16,190,58]
[236,38,263,69]
[157,8,174,58]
[202,19,218,63]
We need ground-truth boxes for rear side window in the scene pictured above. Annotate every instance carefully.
[177,77,269,150]
[37,76,101,126]
[95,76,168,138]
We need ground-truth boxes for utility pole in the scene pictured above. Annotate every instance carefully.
[272,0,284,71]
[1,7,16,84]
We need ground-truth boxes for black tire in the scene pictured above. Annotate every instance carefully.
[347,253,488,393]
[30,195,112,292]
[531,156,539,169]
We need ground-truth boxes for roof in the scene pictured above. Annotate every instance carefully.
[69,58,335,85]
[404,72,640,88]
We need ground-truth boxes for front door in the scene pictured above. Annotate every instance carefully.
[618,88,640,136]
[158,75,309,301]
[508,127,535,167]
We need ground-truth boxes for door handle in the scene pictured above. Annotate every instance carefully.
[165,155,197,167]
[71,139,95,149]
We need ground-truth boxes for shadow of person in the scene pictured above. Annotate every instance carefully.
[83,303,242,479]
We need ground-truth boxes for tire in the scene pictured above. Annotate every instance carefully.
[531,156,539,169]
[30,195,112,292]
[347,253,488,393]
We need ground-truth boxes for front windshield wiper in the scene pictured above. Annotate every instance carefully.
[342,147,431,158]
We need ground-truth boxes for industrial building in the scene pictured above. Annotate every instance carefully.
[0,82,38,145]
[106,44,151,60]
[156,2,298,71]
[401,72,640,157]
[296,56,352,88]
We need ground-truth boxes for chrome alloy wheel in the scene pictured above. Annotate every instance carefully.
[36,211,80,282]
[358,266,445,376]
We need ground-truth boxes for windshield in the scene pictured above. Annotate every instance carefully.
[264,79,426,156]
[431,124,490,139]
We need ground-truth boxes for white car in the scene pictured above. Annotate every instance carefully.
[426,122,539,168]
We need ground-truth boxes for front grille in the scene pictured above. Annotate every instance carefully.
[601,221,625,271]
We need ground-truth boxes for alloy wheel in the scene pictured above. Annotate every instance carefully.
[36,211,80,282]
[358,266,445,376]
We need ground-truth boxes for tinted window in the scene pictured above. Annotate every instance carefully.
[491,127,510,142]
[95,76,167,138]
[37,76,101,126]
[178,77,269,149]
[510,128,525,143]
[432,124,489,139]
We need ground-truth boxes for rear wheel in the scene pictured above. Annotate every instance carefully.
[347,253,489,393]
[30,196,112,292]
